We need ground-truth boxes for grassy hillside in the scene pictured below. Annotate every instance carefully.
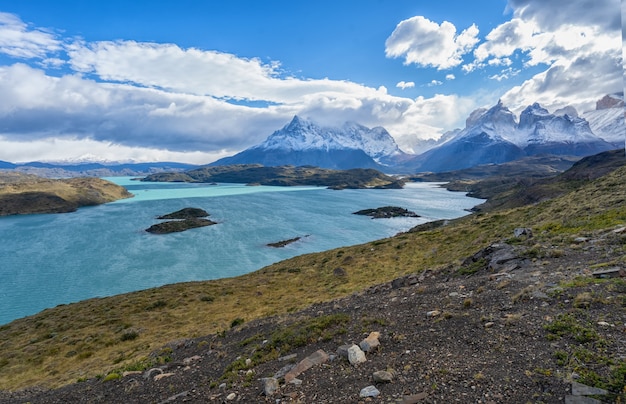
[0,160,624,391]
[0,172,133,215]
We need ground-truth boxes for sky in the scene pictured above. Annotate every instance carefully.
[0,0,622,164]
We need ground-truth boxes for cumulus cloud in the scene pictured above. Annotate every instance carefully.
[445,74,455,80]
[396,81,415,89]
[385,16,479,70]
[427,80,443,87]
[501,52,623,113]
[488,0,623,113]
[507,0,621,31]
[0,12,61,59]
[386,93,477,153]
[0,14,459,162]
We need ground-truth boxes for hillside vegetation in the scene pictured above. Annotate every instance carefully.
[0,153,624,401]
[0,172,133,215]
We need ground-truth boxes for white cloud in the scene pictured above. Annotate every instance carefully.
[385,16,479,70]
[488,67,520,81]
[507,0,621,31]
[0,136,228,165]
[427,80,443,87]
[386,93,478,153]
[0,12,61,59]
[396,81,415,89]
[481,0,623,113]
[445,74,455,80]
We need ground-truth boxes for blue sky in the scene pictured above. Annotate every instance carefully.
[0,0,622,163]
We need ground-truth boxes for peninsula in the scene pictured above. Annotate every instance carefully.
[0,171,133,216]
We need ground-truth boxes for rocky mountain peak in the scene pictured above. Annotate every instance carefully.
[595,93,624,110]
[518,103,551,129]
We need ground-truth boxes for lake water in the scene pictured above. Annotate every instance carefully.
[0,178,482,325]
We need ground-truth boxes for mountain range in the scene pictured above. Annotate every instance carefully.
[211,93,623,173]
[1,94,622,176]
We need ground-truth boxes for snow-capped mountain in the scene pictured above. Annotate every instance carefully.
[211,116,409,170]
[581,92,624,148]
[404,99,616,173]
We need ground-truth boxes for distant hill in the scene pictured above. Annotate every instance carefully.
[445,149,626,212]
[143,164,403,190]
[0,161,198,178]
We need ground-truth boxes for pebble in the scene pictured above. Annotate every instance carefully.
[426,310,441,317]
[359,331,381,352]
[153,372,175,381]
[226,392,237,400]
[262,377,279,396]
[372,370,393,383]
[359,385,380,398]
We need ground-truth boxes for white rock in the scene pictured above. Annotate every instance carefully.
[347,344,366,365]
[359,385,380,398]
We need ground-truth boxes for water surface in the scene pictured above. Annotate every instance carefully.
[0,179,482,324]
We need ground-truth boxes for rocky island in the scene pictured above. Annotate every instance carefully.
[146,207,217,234]
[266,235,309,248]
[353,206,419,219]
[142,164,404,190]
[0,171,133,215]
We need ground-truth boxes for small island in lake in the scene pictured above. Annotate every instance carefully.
[266,235,309,248]
[353,206,420,219]
[146,207,217,234]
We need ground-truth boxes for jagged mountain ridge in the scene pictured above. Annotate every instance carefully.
[403,98,618,172]
[210,116,409,170]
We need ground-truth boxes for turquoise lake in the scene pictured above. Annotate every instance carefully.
[0,178,483,325]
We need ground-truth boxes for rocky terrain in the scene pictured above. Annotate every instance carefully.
[0,171,133,215]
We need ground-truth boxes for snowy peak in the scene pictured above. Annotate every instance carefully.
[411,98,616,172]
[211,116,408,171]
[519,103,551,129]
[256,116,406,163]
[463,100,517,141]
